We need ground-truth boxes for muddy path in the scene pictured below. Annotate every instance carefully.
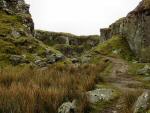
[94,57,145,113]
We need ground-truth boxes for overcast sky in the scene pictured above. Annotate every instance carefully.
[25,0,141,35]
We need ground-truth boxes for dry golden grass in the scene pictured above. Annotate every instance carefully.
[123,90,143,113]
[0,62,108,113]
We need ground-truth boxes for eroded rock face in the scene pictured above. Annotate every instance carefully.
[35,30,100,58]
[35,30,100,47]
[0,0,64,66]
[100,0,150,62]
[0,0,29,14]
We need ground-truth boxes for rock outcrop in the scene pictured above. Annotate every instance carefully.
[0,0,34,36]
[35,30,100,58]
[35,30,100,47]
[0,0,64,66]
[100,0,150,62]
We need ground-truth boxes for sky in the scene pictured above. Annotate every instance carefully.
[24,0,141,35]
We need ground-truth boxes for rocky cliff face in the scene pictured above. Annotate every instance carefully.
[100,0,150,62]
[0,0,65,66]
[35,30,100,58]
[0,0,34,36]
[0,0,100,66]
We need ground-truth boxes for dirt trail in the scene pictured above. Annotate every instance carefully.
[97,57,144,113]
[106,57,142,91]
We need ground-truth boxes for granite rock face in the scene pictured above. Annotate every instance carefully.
[100,0,150,62]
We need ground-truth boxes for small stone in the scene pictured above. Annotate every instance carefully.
[58,100,76,113]
[71,58,79,64]
[35,60,47,67]
[11,29,21,38]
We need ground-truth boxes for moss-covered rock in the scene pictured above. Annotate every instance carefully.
[0,0,65,66]
[35,30,100,57]
[83,36,135,63]
[100,0,150,63]
[35,30,100,46]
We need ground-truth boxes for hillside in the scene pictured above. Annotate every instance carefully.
[0,0,101,66]
[100,0,150,62]
[0,0,149,113]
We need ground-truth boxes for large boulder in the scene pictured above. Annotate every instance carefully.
[100,0,150,62]
[86,88,114,103]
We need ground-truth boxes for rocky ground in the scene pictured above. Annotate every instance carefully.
[58,54,150,113]
[90,56,150,113]
[0,0,150,113]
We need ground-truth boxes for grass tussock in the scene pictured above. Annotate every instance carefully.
[0,63,107,113]
[123,90,143,113]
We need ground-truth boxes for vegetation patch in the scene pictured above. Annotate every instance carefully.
[90,36,135,61]
[0,62,109,113]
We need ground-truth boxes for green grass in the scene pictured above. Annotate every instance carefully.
[140,47,150,62]
[0,10,63,65]
[92,36,135,60]
[54,44,85,57]
[128,63,145,76]
[0,39,20,54]
[128,62,150,89]
[0,11,25,36]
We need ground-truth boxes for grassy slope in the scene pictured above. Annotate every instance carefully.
[0,11,62,66]
[84,35,135,63]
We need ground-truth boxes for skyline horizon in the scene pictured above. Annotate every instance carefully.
[25,0,141,35]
